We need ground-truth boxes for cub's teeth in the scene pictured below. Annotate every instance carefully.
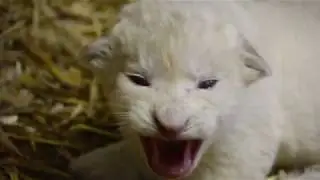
[184,142,192,167]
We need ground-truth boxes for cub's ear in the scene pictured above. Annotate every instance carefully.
[240,37,272,85]
[78,36,115,73]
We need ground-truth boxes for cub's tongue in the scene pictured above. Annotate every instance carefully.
[140,137,201,179]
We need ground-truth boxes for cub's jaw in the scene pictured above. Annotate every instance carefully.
[140,136,203,179]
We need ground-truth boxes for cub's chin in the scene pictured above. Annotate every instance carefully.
[140,136,203,179]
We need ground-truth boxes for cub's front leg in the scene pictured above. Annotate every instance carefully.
[69,140,157,180]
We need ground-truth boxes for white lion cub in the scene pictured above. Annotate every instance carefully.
[70,1,320,180]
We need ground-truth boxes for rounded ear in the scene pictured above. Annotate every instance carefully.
[78,36,114,73]
[240,37,272,85]
[209,1,271,85]
[77,36,126,96]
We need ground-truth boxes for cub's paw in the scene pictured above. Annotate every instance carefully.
[274,165,320,180]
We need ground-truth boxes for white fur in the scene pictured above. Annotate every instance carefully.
[70,1,320,180]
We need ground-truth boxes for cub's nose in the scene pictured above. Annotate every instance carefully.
[152,111,184,139]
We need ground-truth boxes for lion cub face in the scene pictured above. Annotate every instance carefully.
[80,1,271,178]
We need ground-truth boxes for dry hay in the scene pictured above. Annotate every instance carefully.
[0,0,130,179]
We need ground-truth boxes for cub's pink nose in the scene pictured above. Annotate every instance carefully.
[153,112,184,138]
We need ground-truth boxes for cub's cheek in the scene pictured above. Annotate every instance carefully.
[188,111,220,136]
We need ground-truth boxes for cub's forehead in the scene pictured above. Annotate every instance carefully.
[111,1,240,78]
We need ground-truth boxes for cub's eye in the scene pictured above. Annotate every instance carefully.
[197,79,218,89]
[126,73,150,87]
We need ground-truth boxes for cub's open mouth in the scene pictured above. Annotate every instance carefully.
[140,136,202,179]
